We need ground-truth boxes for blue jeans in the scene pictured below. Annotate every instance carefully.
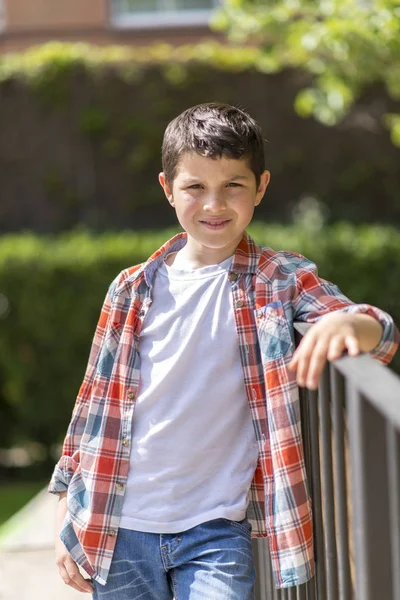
[92,518,255,600]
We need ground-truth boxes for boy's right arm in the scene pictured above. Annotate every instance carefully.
[48,279,117,496]
[50,276,121,593]
[55,492,94,594]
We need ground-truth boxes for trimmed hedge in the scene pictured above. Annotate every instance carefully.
[0,223,399,461]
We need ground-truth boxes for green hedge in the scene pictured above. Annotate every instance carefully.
[0,223,399,462]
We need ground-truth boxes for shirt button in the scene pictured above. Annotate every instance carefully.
[228,272,238,282]
[235,300,244,308]
[139,310,145,317]
[122,438,130,447]
[127,391,136,400]
[116,482,124,490]
[108,529,117,537]
[256,309,263,317]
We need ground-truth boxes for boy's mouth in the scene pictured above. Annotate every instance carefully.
[199,219,231,229]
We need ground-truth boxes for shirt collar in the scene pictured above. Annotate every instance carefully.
[117,230,263,295]
[143,232,187,287]
[231,230,262,275]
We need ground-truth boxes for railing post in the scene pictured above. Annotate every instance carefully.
[347,385,393,600]
[318,367,339,599]
[386,423,400,598]
[307,386,327,599]
[299,384,316,600]
[330,367,352,599]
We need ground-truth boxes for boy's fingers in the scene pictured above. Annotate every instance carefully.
[294,336,318,387]
[304,340,329,389]
[289,329,360,385]
[64,559,94,593]
[58,564,85,592]
[82,579,94,594]
[288,347,301,370]
[287,340,303,369]
[345,335,360,356]
[327,336,346,361]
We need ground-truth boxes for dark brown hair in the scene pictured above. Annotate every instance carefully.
[162,102,266,188]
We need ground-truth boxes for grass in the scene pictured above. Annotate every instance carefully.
[0,481,47,527]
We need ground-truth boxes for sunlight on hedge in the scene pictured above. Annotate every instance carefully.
[0,36,399,143]
[0,41,265,84]
[0,223,399,453]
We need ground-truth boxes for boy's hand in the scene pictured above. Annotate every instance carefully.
[55,492,94,594]
[288,312,381,390]
[55,537,94,594]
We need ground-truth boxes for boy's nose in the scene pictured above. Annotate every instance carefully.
[203,194,227,212]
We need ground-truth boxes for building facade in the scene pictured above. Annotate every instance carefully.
[0,0,222,53]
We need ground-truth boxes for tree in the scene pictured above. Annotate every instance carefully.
[212,0,400,145]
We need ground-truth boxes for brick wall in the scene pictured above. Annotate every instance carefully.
[5,0,108,30]
[0,0,220,53]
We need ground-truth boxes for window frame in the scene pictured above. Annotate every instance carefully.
[0,0,6,33]
[110,0,219,30]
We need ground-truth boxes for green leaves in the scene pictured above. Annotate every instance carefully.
[384,113,400,145]
[214,0,400,143]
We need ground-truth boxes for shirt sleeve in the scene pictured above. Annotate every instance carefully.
[47,277,118,495]
[292,257,400,365]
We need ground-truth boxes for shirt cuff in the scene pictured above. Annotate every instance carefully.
[337,303,400,364]
[47,455,79,495]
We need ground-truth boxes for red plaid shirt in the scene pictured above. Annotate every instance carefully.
[48,231,399,589]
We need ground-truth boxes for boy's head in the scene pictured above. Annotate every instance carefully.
[159,103,270,263]
[161,102,266,189]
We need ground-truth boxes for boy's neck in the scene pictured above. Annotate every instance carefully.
[165,237,240,270]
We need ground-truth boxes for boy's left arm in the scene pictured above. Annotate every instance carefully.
[288,257,400,390]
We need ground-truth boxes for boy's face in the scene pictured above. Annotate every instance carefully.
[159,153,270,260]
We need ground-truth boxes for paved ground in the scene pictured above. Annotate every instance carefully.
[0,489,88,600]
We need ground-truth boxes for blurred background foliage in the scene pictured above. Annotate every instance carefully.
[1,0,400,490]
[1,223,399,486]
[213,0,400,143]
[0,41,399,233]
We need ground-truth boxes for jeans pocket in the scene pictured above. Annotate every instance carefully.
[220,518,252,538]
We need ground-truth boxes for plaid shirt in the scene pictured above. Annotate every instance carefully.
[48,231,399,589]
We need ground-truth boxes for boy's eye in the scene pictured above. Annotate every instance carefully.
[186,182,243,190]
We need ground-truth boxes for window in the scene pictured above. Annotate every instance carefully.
[110,0,219,29]
[0,0,5,33]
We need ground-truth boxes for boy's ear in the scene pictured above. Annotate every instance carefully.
[255,170,270,206]
[159,172,175,207]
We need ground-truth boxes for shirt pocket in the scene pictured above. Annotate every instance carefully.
[97,322,123,378]
[254,301,293,362]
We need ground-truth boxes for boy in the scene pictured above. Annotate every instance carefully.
[48,102,399,599]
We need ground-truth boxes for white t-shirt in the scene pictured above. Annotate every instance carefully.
[119,254,259,533]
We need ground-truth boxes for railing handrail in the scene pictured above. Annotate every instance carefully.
[294,321,400,428]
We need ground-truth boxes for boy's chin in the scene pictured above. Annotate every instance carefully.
[186,231,245,250]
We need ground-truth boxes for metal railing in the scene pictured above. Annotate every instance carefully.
[253,322,400,600]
